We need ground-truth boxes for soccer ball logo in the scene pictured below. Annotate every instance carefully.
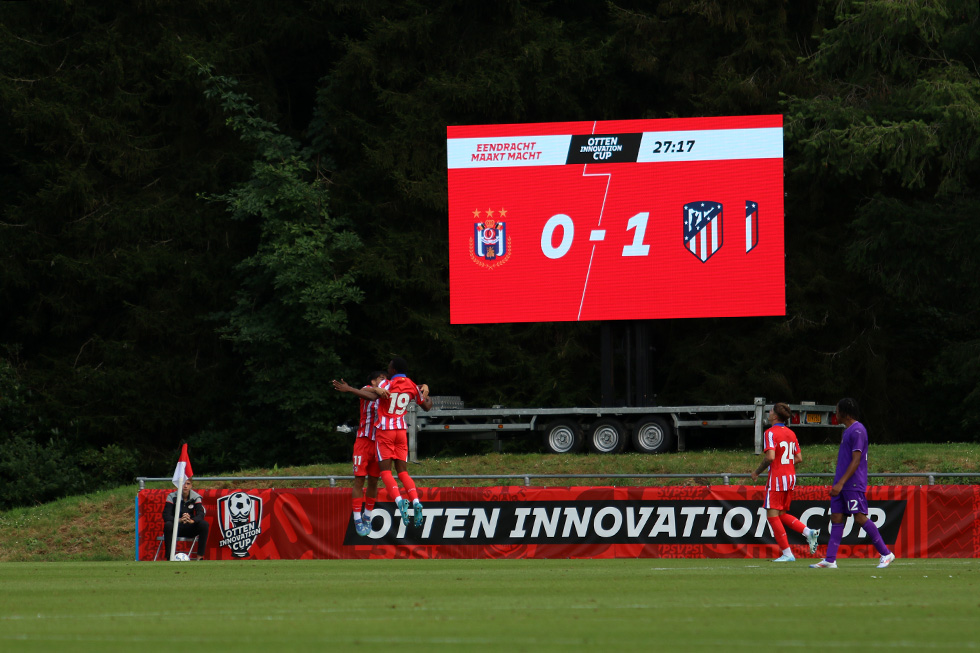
[216,491,263,558]
[228,492,252,521]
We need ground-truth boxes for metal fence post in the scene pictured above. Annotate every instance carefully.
[753,397,766,455]
[407,403,419,463]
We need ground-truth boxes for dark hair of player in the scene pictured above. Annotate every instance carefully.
[836,397,861,421]
[772,402,792,423]
[389,357,409,375]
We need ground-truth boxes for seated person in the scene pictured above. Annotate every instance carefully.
[162,478,209,560]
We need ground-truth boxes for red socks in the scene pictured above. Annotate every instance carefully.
[380,470,400,501]
[380,470,421,504]
[767,516,790,551]
[398,471,419,503]
[779,513,807,535]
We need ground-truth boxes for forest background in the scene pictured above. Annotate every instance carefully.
[1,0,978,509]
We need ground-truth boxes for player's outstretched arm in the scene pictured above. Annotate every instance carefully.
[351,386,385,401]
[333,379,383,402]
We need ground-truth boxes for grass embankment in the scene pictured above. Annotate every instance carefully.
[1,443,977,562]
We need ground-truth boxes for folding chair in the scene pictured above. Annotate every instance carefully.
[153,535,199,561]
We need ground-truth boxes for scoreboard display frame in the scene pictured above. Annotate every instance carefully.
[446,115,785,325]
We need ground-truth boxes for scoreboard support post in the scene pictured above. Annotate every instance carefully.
[600,321,657,408]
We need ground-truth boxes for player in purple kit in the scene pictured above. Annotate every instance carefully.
[810,398,896,569]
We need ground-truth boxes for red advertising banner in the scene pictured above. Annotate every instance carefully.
[136,485,980,561]
[446,115,785,324]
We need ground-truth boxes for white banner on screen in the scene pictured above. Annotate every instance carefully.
[447,128,782,169]
[446,135,572,169]
[636,128,782,163]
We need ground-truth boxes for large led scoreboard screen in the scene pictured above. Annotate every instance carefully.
[446,115,785,324]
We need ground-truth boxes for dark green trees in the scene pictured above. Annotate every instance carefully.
[1,1,977,508]
[197,65,363,465]
[787,0,980,435]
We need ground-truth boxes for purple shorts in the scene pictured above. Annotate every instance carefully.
[830,490,868,515]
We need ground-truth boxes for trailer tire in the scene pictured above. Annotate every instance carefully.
[587,418,627,454]
[631,416,674,454]
[542,419,584,454]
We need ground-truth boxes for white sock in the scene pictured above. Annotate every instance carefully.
[352,511,361,521]
[363,509,372,521]
[803,527,813,537]
[782,548,793,557]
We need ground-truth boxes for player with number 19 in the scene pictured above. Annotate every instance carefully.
[374,357,433,528]
[751,402,820,561]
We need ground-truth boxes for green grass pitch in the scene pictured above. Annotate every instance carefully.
[1,558,978,652]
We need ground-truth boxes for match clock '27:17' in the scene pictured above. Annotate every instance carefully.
[447,115,785,324]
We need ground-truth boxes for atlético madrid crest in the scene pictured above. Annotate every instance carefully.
[469,209,512,269]
[683,201,723,263]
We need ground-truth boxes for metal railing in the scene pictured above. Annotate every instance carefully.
[137,471,980,489]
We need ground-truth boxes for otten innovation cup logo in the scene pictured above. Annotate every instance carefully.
[217,491,262,558]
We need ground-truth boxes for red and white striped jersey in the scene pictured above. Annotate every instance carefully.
[356,384,381,440]
[764,424,800,491]
[375,375,424,431]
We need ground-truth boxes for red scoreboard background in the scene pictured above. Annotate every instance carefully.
[446,115,785,324]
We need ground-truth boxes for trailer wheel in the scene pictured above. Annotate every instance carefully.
[631,416,674,454]
[587,418,627,454]
[542,419,584,454]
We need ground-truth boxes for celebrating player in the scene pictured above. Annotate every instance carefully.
[751,402,820,561]
[811,398,896,569]
[333,371,389,536]
[375,356,432,528]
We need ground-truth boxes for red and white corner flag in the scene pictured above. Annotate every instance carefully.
[171,443,194,488]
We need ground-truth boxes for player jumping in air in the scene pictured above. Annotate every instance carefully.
[751,402,821,561]
[374,357,433,528]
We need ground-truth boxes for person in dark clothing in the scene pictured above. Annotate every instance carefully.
[162,478,209,560]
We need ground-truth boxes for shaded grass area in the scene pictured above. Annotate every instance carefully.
[1,559,978,652]
[1,444,978,562]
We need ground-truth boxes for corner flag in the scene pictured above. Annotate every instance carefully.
[168,443,194,561]
[171,443,194,488]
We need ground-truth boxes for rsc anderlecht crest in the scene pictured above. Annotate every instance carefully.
[469,209,512,269]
